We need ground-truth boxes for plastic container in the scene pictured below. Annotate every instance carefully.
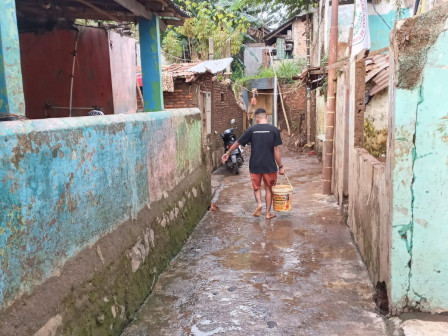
[272,174,293,212]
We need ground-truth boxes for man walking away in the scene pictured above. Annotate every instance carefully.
[222,108,285,219]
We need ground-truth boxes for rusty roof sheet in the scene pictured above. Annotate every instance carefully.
[365,52,390,96]
[187,58,233,74]
[162,62,200,78]
[162,58,233,78]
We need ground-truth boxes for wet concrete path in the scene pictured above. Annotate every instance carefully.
[122,154,387,336]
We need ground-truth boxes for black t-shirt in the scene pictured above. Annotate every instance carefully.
[238,123,283,174]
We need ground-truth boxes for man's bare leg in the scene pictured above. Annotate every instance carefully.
[265,186,276,219]
[253,189,263,217]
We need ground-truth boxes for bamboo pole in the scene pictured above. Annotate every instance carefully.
[269,52,291,135]
[209,37,214,60]
[323,0,339,194]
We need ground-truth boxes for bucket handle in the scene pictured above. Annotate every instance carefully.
[275,172,293,190]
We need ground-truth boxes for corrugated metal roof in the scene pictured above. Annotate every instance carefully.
[161,58,233,78]
[166,0,191,18]
[187,58,233,74]
[365,53,390,96]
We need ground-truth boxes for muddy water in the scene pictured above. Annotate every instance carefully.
[122,154,386,336]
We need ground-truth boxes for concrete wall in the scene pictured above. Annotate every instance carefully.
[367,2,410,51]
[345,59,392,310]
[244,45,271,76]
[343,3,448,314]
[325,0,410,55]
[348,148,390,289]
[365,88,389,130]
[20,27,115,118]
[163,75,244,172]
[292,18,307,58]
[0,109,210,335]
[109,31,137,115]
[388,5,448,313]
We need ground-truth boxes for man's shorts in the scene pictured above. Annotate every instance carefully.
[250,172,278,190]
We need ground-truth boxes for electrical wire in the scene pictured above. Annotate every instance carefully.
[371,0,392,30]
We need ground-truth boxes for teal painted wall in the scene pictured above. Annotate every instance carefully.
[368,9,410,51]
[0,110,202,309]
[390,13,448,313]
[0,0,25,115]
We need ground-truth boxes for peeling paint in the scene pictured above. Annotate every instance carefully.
[0,109,202,309]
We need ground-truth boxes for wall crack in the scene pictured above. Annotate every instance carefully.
[403,84,424,309]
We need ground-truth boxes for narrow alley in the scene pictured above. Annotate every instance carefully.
[122,153,387,336]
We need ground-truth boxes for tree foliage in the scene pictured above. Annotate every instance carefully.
[163,1,250,61]
[234,0,318,20]
[162,30,184,63]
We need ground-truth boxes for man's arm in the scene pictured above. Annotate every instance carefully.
[274,146,285,175]
[221,141,240,164]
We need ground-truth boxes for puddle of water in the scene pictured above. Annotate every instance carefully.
[190,325,242,336]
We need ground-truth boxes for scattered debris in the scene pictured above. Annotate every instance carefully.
[209,203,219,211]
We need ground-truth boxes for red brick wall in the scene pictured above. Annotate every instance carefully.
[163,79,196,109]
[163,75,243,135]
[278,83,307,143]
[211,81,244,139]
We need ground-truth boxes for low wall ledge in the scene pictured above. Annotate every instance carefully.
[0,108,201,136]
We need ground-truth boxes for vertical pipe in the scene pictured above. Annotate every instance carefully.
[69,28,80,117]
[323,0,339,194]
[306,0,312,145]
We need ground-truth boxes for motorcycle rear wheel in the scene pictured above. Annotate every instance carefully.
[233,162,239,175]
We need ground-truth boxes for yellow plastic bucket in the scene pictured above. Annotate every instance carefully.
[272,184,293,212]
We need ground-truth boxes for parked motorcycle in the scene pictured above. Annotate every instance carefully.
[216,119,244,175]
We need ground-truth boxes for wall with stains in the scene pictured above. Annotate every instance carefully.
[388,5,448,313]
[0,109,205,320]
[348,149,391,291]
[347,60,391,301]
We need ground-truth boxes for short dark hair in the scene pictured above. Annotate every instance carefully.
[254,108,267,116]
